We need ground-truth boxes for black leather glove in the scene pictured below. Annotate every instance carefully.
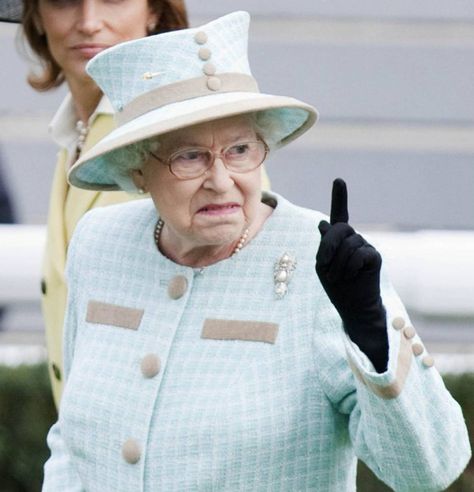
[316,178,388,373]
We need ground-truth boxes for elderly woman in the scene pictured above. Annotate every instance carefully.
[43,11,470,491]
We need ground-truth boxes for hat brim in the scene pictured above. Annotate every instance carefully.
[0,0,22,22]
[69,91,318,191]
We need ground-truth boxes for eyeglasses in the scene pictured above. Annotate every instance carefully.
[149,140,269,180]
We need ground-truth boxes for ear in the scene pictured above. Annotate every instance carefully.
[34,14,45,36]
[131,169,147,192]
[146,8,160,34]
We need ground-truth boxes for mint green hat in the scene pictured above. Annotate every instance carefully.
[69,11,318,191]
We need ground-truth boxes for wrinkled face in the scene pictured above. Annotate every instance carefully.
[38,0,157,84]
[133,115,264,251]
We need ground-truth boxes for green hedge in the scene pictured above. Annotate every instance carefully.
[0,364,472,491]
[0,363,56,492]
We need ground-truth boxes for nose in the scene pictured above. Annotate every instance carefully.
[202,157,234,192]
[76,0,103,35]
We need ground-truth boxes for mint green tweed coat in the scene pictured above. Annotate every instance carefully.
[43,193,471,491]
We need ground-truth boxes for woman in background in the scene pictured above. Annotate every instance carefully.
[1,0,189,406]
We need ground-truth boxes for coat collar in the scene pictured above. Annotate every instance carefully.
[49,93,114,152]
[47,95,117,255]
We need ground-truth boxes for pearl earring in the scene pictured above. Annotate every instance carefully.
[35,19,44,36]
[147,22,156,33]
[137,187,146,195]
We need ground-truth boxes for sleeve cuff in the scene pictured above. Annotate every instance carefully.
[344,314,416,399]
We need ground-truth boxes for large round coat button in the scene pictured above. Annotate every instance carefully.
[141,354,161,378]
[41,279,47,295]
[122,439,141,464]
[168,275,188,299]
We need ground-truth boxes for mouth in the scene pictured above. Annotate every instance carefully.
[197,203,241,215]
[71,44,110,58]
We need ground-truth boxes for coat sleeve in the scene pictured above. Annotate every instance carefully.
[42,220,86,491]
[313,267,471,492]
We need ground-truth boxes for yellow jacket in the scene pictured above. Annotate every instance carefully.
[41,113,139,407]
[42,111,271,407]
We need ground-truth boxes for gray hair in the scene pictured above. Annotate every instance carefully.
[110,110,283,192]
[110,139,160,192]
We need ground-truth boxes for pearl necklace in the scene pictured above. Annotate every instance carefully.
[75,119,91,153]
[153,219,249,263]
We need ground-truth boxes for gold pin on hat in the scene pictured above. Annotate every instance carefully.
[142,71,162,80]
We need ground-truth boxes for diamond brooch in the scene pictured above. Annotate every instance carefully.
[274,252,296,299]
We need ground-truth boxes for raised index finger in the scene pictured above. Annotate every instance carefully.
[330,178,349,225]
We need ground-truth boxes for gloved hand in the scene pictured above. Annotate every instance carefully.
[316,178,388,373]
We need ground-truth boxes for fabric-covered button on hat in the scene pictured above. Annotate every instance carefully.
[199,47,211,60]
[206,76,221,91]
[203,62,216,76]
[194,31,208,44]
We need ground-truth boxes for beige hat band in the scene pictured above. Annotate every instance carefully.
[116,73,260,126]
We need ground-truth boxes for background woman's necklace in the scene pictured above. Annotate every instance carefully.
[75,119,91,159]
[154,219,249,272]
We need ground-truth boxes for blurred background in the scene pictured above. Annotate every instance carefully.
[1,0,473,361]
[0,0,473,490]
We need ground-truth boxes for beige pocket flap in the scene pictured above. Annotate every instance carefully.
[202,319,278,344]
[86,301,144,330]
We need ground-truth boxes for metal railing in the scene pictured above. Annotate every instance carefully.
[1,224,474,317]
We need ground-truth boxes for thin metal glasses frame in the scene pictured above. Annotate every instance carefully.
[149,140,269,180]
